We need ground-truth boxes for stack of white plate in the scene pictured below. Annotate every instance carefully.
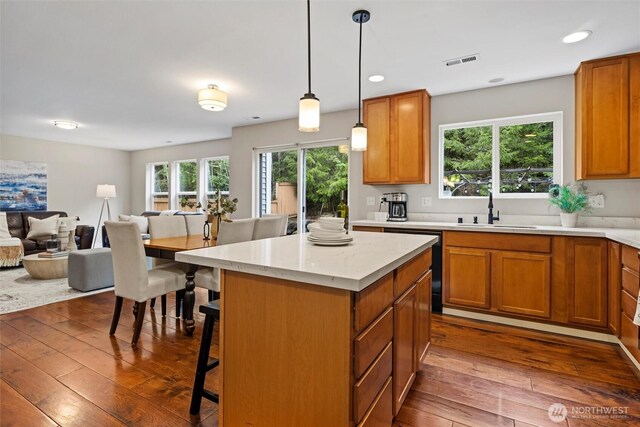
[307,219,353,246]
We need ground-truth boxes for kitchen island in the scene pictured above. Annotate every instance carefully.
[177,231,437,426]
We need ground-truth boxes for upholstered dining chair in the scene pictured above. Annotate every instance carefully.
[252,216,284,240]
[105,221,186,346]
[262,213,288,236]
[147,215,190,315]
[195,218,258,301]
[184,214,206,237]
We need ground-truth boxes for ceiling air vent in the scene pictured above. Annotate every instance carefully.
[445,54,480,66]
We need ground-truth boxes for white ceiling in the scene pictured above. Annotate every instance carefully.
[1,0,639,151]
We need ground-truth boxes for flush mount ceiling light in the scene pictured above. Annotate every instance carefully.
[351,9,370,152]
[198,84,227,111]
[563,30,592,44]
[53,120,78,130]
[299,0,320,132]
[368,74,384,83]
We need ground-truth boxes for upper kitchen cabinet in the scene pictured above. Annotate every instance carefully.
[363,89,431,184]
[575,52,640,180]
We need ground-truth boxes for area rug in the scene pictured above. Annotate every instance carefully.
[0,267,113,314]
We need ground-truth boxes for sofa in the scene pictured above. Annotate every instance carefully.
[101,210,200,247]
[5,211,95,255]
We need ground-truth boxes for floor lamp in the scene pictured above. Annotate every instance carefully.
[93,184,117,248]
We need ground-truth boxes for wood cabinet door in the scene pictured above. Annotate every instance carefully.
[494,251,551,318]
[567,238,608,327]
[629,54,640,177]
[444,247,491,309]
[416,270,432,368]
[391,90,429,184]
[363,97,391,184]
[581,57,630,178]
[608,242,622,336]
[392,284,416,417]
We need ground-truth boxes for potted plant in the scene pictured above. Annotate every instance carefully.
[548,184,590,227]
[209,190,238,222]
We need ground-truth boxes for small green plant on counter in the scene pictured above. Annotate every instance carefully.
[548,184,591,213]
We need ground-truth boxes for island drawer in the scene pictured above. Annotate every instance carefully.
[353,342,392,424]
[622,245,640,273]
[444,231,551,253]
[354,307,393,378]
[396,248,432,296]
[622,290,638,319]
[622,267,639,299]
[357,376,392,427]
[355,273,394,332]
[621,314,640,362]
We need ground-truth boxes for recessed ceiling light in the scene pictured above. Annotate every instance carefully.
[488,78,504,84]
[563,30,592,44]
[53,121,78,130]
[165,140,173,144]
[368,75,384,83]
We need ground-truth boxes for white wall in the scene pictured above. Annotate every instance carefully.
[353,75,640,219]
[0,134,131,238]
[129,138,232,214]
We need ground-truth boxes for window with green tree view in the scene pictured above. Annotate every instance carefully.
[440,112,561,198]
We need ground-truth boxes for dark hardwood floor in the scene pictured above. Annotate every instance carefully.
[1,292,639,426]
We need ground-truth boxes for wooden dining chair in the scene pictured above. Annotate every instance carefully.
[252,216,284,240]
[105,221,186,346]
[194,218,257,301]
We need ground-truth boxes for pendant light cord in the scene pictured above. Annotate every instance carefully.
[357,17,363,124]
[307,0,312,94]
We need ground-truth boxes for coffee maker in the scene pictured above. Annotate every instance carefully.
[382,192,408,222]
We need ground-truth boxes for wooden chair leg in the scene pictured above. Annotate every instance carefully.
[133,301,138,319]
[110,296,123,335]
[176,290,184,318]
[132,301,147,346]
[161,294,167,316]
[150,297,156,308]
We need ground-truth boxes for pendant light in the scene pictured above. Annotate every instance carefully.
[351,10,370,151]
[299,0,320,132]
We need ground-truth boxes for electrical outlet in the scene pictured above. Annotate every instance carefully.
[421,197,432,207]
[588,194,605,209]
[366,196,376,206]
[379,196,385,204]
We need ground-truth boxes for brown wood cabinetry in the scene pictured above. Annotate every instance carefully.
[566,237,608,328]
[620,247,640,363]
[392,285,417,416]
[575,52,640,179]
[416,271,432,367]
[444,247,491,309]
[608,242,622,336]
[494,251,551,318]
[363,89,430,184]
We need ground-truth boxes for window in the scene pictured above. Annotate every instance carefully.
[256,141,349,234]
[203,157,230,206]
[440,112,562,198]
[148,162,169,211]
[174,160,198,211]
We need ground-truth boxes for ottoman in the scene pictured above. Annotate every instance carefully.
[68,248,114,292]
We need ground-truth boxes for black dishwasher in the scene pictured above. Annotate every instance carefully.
[383,228,443,313]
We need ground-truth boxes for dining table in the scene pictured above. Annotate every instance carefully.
[144,235,214,336]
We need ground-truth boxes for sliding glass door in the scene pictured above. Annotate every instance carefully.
[256,141,349,234]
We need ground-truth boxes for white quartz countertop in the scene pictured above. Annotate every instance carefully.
[351,220,640,250]
[175,231,438,292]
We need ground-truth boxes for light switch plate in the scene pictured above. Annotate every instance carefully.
[366,197,376,206]
[421,197,432,207]
[588,194,605,209]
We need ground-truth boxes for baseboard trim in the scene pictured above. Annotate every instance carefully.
[442,308,640,372]
[442,307,617,342]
